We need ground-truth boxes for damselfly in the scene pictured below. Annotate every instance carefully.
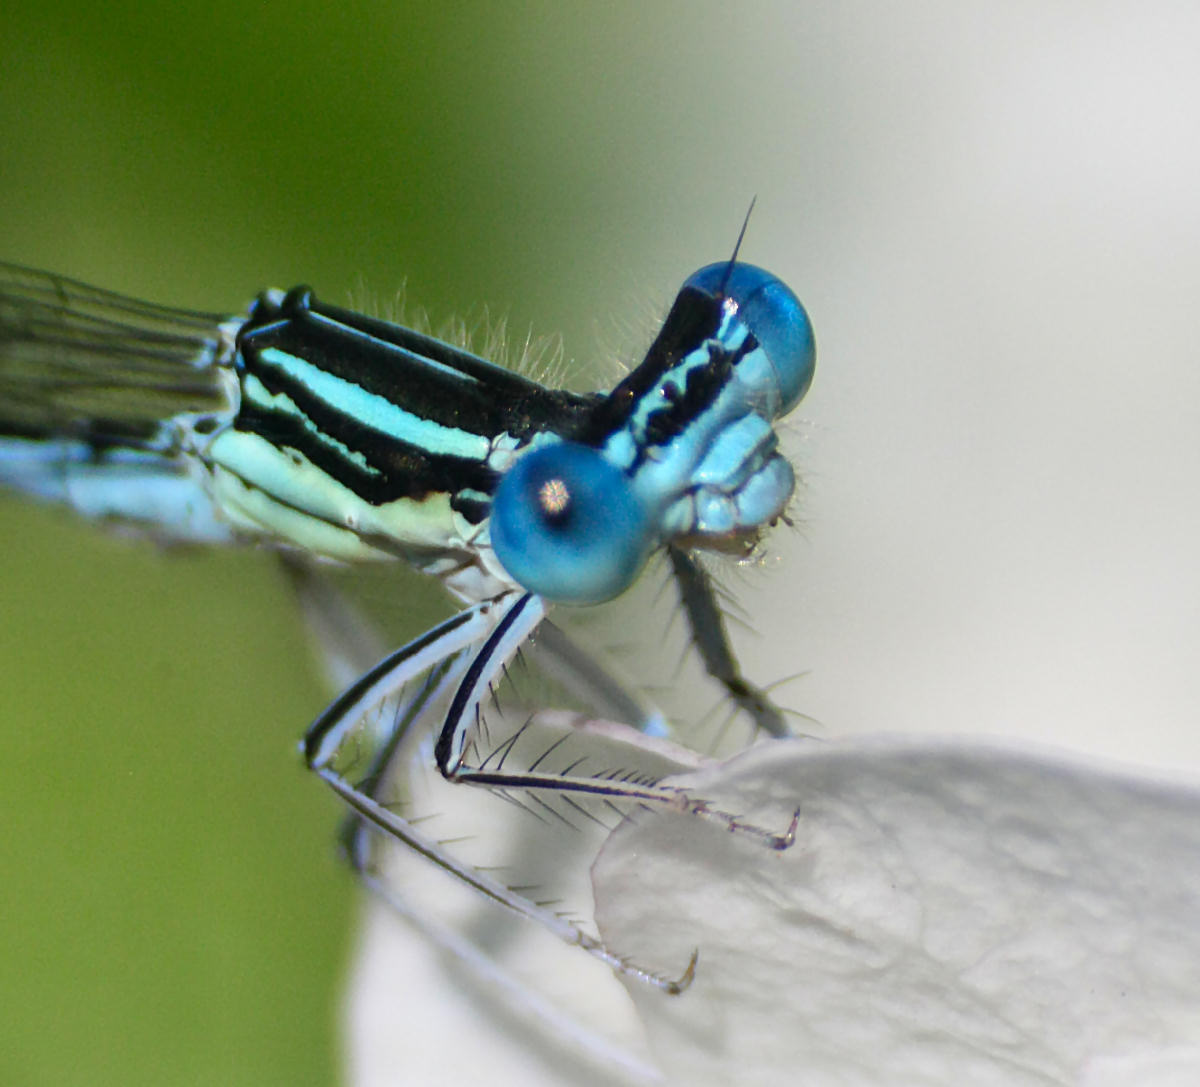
[0,251,814,991]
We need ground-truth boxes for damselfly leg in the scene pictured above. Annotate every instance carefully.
[301,582,799,992]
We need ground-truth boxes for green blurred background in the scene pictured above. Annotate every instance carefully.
[0,4,831,1084]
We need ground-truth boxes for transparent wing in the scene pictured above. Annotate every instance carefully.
[0,261,234,445]
[0,262,240,541]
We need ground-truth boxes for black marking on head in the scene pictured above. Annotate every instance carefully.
[580,285,725,445]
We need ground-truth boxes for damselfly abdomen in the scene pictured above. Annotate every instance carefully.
[0,256,814,990]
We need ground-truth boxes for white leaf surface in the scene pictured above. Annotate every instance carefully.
[593,736,1200,1086]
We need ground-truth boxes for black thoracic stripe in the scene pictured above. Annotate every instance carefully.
[241,287,598,439]
[576,284,723,446]
[450,492,491,524]
[311,297,545,392]
[232,289,604,507]
[234,397,498,506]
[239,332,499,496]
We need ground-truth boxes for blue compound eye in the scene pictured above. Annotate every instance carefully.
[685,262,816,416]
[489,442,653,605]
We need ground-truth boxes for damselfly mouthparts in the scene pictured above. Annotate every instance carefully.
[0,255,814,991]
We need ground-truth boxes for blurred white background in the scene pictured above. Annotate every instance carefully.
[735,5,1200,771]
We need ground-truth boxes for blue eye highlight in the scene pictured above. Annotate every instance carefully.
[490,442,653,604]
[684,262,816,416]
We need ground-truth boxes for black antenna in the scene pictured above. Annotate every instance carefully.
[720,196,757,294]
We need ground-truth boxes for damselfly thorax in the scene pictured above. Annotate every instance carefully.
[0,256,815,991]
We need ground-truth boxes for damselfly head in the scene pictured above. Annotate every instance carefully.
[490,261,814,606]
